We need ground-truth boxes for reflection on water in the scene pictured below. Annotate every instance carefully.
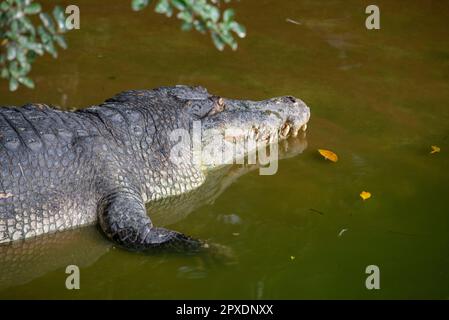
[0,0,448,299]
[150,136,307,227]
[0,227,110,290]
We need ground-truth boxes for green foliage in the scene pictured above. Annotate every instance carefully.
[1,0,246,91]
[131,0,246,51]
[0,0,67,91]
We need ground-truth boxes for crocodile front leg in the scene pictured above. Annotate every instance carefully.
[98,188,205,252]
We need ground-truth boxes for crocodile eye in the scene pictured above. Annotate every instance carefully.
[186,101,212,118]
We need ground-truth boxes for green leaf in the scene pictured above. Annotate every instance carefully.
[171,0,187,11]
[26,50,38,63]
[18,76,35,89]
[211,32,225,51]
[9,77,18,91]
[230,21,246,38]
[39,12,56,33]
[53,6,67,31]
[8,61,20,78]
[25,41,44,55]
[18,59,31,74]
[193,20,207,33]
[44,41,57,58]
[229,39,238,50]
[20,16,36,34]
[181,21,193,31]
[220,30,237,49]
[132,0,150,11]
[223,8,234,23]
[0,2,10,11]
[11,19,19,35]
[177,10,193,24]
[1,67,9,79]
[37,26,51,43]
[155,0,172,17]
[53,34,67,49]
[24,3,42,15]
[209,6,220,23]
[6,45,16,61]
[16,47,27,66]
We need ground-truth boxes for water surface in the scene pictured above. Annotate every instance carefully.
[0,0,448,299]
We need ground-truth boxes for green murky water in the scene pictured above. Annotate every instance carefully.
[1,0,449,299]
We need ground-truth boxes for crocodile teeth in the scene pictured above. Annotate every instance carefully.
[280,123,291,138]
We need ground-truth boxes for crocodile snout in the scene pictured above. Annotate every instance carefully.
[268,95,310,138]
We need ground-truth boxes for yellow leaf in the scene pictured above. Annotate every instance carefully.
[360,191,371,201]
[318,149,338,162]
[430,145,440,154]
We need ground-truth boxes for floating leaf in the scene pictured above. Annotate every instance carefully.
[286,18,302,25]
[318,149,338,162]
[430,145,440,154]
[360,191,371,201]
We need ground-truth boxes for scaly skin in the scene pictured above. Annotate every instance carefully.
[0,136,308,290]
[0,85,310,252]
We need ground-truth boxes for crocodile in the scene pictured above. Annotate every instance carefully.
[0,85,310,252]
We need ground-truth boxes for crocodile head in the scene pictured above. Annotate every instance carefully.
[109,86,310,170]
[197,94,310,142]
[169,85,311,168]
